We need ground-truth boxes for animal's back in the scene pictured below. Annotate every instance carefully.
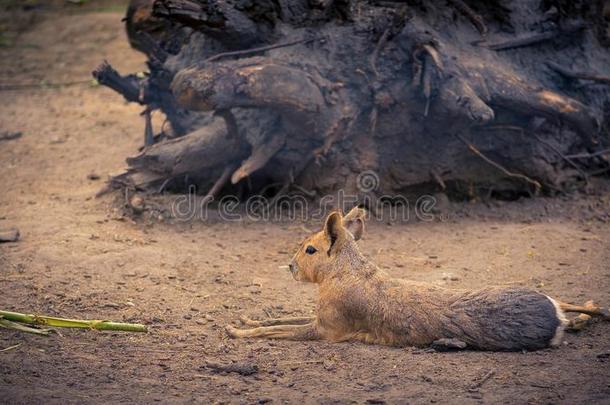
[443,287,564,350]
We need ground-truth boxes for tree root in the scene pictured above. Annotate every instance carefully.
[100,116,248,192]
[447,0,488,36]
[231,131,286,184]
[93,0,610,202]
[203,165,235,204]
[455,133,542,191]
[92,61,143,104]
[171,60,327,115]
[547,62,610,85]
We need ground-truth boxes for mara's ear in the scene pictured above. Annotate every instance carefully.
[343,207,367,241]
[324,211,347,256]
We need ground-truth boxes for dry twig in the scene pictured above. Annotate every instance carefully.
[547,62,610,85]
[468,369,496,391]
[204,37,324,64]
[532,133,588,183]
[447,0,488,35]
[455,133,541,190]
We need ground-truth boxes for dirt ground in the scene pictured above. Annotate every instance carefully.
[1,3,610,404]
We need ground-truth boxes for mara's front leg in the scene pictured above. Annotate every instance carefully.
[226,322,321,341]
[239,315,315,327]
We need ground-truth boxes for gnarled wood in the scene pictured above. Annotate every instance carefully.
[94,0,610,201]
[231,131,286,184]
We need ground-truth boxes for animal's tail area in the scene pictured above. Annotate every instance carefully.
[546,296,569,347]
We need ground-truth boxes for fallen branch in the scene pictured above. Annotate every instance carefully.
[0,310,147,333]
[546,62,610,85]
[455,133,542,190]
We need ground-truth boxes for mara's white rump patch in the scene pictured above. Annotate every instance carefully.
[546,296,569,347]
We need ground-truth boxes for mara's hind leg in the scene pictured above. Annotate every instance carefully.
[559,300,610,320]
[239,315,315,327]
[226,323,320,341]
[567,314,592,331]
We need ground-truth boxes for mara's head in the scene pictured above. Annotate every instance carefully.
[289,207,367,283]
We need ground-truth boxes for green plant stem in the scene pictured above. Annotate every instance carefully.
[0,310,147,332]
[0,318,52,335]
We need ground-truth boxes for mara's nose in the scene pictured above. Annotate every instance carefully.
[288,263,295,273]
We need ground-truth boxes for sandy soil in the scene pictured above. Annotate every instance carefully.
[1,4,609,404]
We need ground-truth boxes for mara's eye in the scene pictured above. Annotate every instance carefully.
[305,245,317,255]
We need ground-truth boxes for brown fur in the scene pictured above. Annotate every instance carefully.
[227,208,609,351]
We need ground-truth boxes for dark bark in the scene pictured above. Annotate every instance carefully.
[95,0,610,201]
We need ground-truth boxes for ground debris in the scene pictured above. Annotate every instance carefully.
[203,361,258,376]
[597,352,610,360]
[0,228,20,243]
[468,369,496,391]
[0,131,22,142]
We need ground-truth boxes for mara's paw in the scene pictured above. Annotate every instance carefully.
[584,300,610,320]
[431,338,467,352]
[567,314,592,331]
[225,325,241,338]
[239,315,260,327]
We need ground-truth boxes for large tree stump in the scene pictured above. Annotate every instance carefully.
[95,0,610,202]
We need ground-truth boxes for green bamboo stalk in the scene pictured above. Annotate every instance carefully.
[0,318,52,335]
[0,310,147,333]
